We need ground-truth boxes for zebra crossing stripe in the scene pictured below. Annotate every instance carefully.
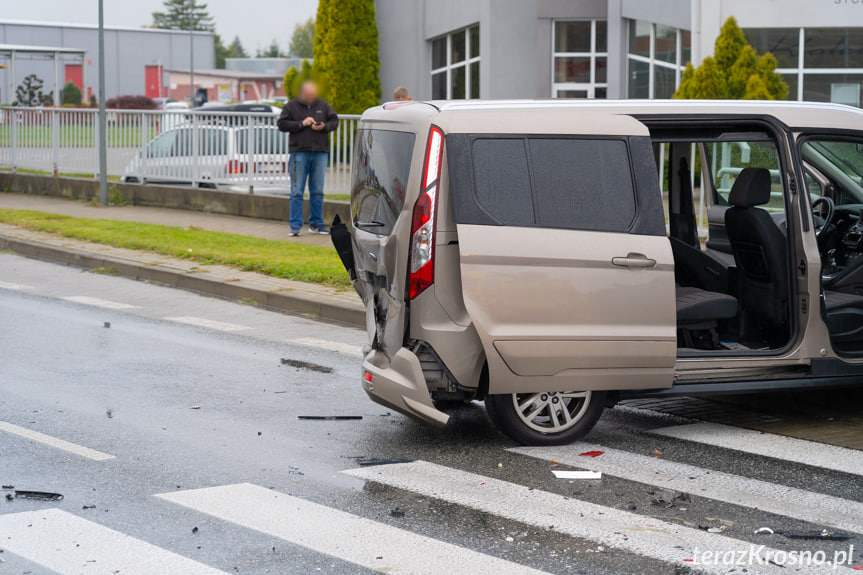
[510,443,863,535]
[156,482,552,575]
[0,509,226,574]
[345,461,847,574]
[649,422,863,477]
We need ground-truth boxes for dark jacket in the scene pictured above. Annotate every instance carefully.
[277,98,339,153]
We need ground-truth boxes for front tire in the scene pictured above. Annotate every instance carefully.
[486,390,606,446]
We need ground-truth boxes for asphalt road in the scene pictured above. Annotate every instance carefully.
[2,253,863,574]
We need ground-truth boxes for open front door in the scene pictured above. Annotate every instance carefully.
[446,118,676,395]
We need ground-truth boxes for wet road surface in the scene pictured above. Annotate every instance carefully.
[1,253,863,574]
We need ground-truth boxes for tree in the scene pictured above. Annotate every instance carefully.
[289,17,315,58]
[152,0,215,31]
[214,34,229,68]
[675,17,787,101]
[61,81,82,106]
[314,0,381,114]
[283,59,314,99]
[15,74,52,107]
[257,39,283,58]
[228,36,248,58]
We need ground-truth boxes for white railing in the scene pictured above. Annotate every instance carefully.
[0,107,360,194]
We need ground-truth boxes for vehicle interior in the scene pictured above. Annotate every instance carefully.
[647,122,795,355]
[648,121,863,357]
[800,136,863,355]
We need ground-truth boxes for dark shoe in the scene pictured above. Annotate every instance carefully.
[289,227,301,237]
[309,225,330,235]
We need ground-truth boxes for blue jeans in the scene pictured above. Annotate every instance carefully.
[289,151,328,229]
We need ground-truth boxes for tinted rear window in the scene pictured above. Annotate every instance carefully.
[450,135,639,233]
[234,127,287,154]
[351,129,416,235]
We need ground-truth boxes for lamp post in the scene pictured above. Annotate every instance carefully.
[189,3,195,106]
[97,0,108,206]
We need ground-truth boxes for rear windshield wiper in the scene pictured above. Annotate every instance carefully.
[355,220,385,228]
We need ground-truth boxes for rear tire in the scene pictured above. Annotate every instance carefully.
[485,390,606,446]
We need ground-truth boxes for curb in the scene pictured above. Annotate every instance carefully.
[0,235,365,328]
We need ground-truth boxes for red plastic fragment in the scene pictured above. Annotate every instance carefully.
[579,450,604,458]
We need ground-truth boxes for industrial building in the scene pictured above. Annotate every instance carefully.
[0,19,214,104]
[374,0,863,107]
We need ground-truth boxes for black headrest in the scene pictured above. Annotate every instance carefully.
[729,168,772,207]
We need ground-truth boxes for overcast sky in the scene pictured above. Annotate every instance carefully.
[4,0,317,55]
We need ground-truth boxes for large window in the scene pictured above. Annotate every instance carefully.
[552,20,608,99]
[627,20,691,99]
[431,26,480,100]
[745,27,863,107]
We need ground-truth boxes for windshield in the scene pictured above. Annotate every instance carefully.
[800,139,863,203]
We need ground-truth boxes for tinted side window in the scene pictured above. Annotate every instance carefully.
[529,139,635,232]
[351,129,416,236]
[471,139,534,226]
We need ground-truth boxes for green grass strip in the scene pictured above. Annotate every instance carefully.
[0,209,351,289]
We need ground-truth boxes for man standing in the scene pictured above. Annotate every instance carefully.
[277,81,339,236]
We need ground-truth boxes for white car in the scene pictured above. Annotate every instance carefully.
[122,121,291,195]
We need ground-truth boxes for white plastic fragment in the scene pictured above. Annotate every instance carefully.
[551,470,602,480]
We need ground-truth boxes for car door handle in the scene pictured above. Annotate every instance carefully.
[612,254,657,268]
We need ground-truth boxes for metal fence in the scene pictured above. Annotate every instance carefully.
[0,108,360,194]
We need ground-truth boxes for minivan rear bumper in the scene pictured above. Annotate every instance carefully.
[362,347,450,429]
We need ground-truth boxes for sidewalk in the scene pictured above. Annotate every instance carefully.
[0,193,364,326]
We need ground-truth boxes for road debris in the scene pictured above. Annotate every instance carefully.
[706,526,726,533]
[653,449,663,457]
[279,358,333,374]
[192,526,199,534]
[189,405,201,410]
[552,470,602,480]
[82,505,96,510]
[106,409,113,419]
[13,491,64,501]
[103,322,111,328]
[779,529,850,541]
[651,490,689,508]
[1,485,13,490]
[390,507,405,518]
[579,450,604,458]
[755,527,775,535]
[357,458,413,467]
[298,415,363,421]
[505,536,514,542]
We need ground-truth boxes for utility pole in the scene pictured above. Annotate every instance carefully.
[97,0,108,206]
[189,2,195,106]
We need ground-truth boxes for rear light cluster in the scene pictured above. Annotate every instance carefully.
[225,160,287,174]
[408,125,444,300]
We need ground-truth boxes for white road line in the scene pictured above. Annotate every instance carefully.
[511,443,863,535]
[157,483,551,575]
[0,509,226,575]
[345,461,845,575]
[62,295,139,310]
[649,422,863,477]
[0,281,31,291]
[0,420,114,461]
[164,316,251,332]
[286,337,363,356]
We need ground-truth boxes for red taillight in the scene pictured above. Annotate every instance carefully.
[363,371,373,382]
[408,126,444,300]
[226,160,246,174]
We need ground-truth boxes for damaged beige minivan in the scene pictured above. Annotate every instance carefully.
[331,100,863,446]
